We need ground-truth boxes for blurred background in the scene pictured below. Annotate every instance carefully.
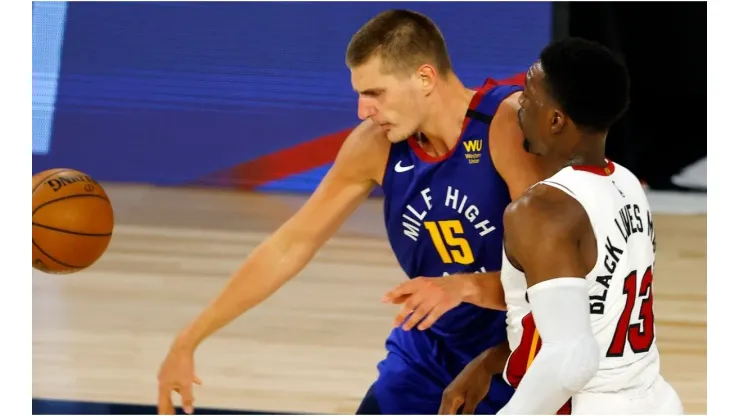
[32,1,706,415]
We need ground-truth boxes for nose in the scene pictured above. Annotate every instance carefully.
[357,96,377,121]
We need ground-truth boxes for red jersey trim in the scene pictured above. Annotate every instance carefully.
[407,79,497,163]
[571,159,616,176]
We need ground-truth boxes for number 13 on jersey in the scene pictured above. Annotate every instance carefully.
[607,266,655,356]
[424,220,474,265]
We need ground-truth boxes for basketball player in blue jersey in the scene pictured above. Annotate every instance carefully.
[156,10,550,415]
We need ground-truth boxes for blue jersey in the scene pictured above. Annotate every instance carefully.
[381,82,521,358]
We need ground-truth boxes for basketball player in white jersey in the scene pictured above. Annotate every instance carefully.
[438,37,684,414]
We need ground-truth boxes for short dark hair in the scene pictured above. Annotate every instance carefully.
[346,9,452,75]
[539,37,630,132]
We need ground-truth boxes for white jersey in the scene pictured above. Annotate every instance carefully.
[502,160,683,414]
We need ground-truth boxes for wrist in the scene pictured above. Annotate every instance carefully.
[451,272,506,310]
[455,273,481,303]
[173,327,201,352]
[480,343,511,374]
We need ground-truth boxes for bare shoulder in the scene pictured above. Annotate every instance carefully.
[333,119,391,185]
[500,90,522,113]
[504,180,598,282]
[489,91,521,129]
[488,91,524,144]
[504,183,590,240]
[487,90,550,199]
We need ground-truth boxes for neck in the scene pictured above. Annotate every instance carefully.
[417,74,476,156]
[561,131,608,169]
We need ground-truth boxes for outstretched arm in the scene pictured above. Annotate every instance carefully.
[156,121,388,414]
[497,184,600,415]
[174,122,387,349]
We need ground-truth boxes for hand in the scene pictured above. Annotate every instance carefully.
[438,351,496,414]
[383,276,467,331]
[439,343,511,415]
[157,343,202,415]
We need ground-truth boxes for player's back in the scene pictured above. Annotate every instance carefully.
[503,160,683,413]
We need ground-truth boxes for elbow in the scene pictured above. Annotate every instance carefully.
[582,335,600,376]
[245,230,316,284]
[561,335,600,393]
[273,228,323,276]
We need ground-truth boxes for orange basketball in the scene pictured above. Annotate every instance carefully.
[32,168,115,274]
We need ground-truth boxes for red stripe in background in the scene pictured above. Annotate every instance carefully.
[198,127,354,190]
[199,74,526,190]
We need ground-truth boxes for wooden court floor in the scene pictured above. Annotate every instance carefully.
[32,184,707,414]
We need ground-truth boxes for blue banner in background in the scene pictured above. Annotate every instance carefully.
[32,1,552,190]
[32,1,68,155]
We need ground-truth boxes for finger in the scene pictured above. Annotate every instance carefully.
[157,386,175,415]
[402,301,433,331]
[393,303,415,327]
[383,280,419,302]
[417,305,445,331]
[438,394,464,415]
[394,294,425,327]
[179,384,196,415]
[389,293,411,305]
[193,375,203,385]
[462,397,479,415]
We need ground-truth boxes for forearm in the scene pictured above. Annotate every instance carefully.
[498,278,600,414]
[478,341,512,375]
[499,343,580,414]
[175,235,314,349]
[458,272,507,310]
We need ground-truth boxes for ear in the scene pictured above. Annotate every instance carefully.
[417,64,437,94]
[550,108,566,134]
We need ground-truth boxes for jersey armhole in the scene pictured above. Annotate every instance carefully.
[378,139,396,190]
[503,245,525,273]
[539,180,577,200]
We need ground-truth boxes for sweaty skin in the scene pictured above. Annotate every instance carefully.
[156,86,548,415]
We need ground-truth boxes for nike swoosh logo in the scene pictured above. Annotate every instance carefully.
[394,161,414,173]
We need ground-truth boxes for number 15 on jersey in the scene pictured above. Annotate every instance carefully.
[424,220,474,265]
